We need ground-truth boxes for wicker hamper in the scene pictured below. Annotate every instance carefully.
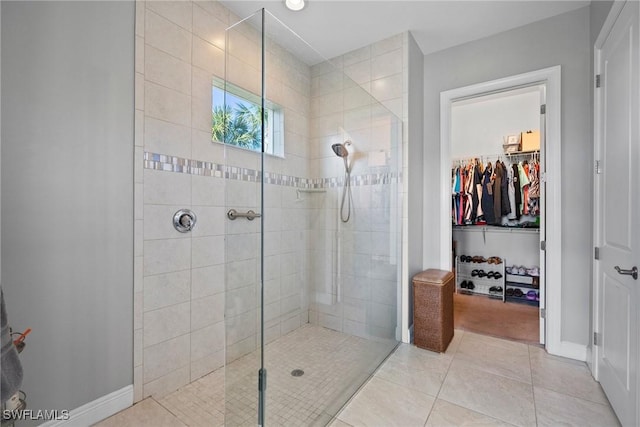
[412,269,454,353]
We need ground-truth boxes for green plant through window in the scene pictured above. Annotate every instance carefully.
[211,81,282,155]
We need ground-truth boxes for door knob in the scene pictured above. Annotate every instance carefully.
[614,265,638,280]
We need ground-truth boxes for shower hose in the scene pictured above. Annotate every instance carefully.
[340,169,352,222]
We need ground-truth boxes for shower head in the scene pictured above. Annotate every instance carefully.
[332,140,352,174]
[331,140,352,158]
[331,143,348,158]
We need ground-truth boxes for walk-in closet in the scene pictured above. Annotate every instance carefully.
[450,85,546,344]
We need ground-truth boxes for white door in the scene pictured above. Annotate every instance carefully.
[595,1,639,426]
[538,85,546,345]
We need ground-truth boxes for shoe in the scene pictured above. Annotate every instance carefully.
[532,277,540,289]
[471,270,479,277]
[513,288,524,297]
[527,266,540,276]
[517,266,526,276]
[467,281,475,290]
[506,266,514,274]
[526,290,537,301]
[493,272,503,280]
[477,270,487,278]
[460,281,468,289]
[487,271,494,279]
[506,288,514,296]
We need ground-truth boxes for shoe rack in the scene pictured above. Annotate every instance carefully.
[455,256,505,301]
[505,268,540,306]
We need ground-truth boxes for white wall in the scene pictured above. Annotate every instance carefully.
[423,6,592,346]
[451,88,540,159]
[1,1,134,423]
[405,32,424,338]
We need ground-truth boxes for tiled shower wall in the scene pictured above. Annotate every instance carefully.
[307,35,405,340]
[134,0,313,400]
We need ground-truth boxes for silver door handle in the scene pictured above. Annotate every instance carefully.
[227,209,262,221]
[614,266,638,280]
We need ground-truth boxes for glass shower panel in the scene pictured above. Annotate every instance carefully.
[223,10,265,426]
[223,9,402,426]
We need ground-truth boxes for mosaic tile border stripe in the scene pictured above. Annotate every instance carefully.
[144,151,400,188]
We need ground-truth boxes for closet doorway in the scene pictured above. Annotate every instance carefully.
[440,67,562,349]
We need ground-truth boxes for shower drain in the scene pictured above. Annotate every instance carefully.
[291,369,304,377]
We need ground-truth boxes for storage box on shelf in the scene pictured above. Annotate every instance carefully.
[455,256,505,301]
[505,270,540,306]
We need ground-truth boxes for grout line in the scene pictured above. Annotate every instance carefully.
[529,344,539,426]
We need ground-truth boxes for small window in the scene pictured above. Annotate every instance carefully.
[212,79,283,156]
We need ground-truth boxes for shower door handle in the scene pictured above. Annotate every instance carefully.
[227,209,262,221]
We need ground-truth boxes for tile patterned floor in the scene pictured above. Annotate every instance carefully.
[95,325,396,427]
[95,328,621,427]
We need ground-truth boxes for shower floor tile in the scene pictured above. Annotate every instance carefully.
[95,324,396,427]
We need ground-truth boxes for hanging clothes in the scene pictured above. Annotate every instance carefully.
[492,161,502,225]
[512,163,522,219]
[528,159,541,216]
[518,161,530,216]
[464,163,474,224]
[481,162,495,225]
[473,161,484,222]
[499,161,511,218]
[507,165,517,220]
[529,160,540,198]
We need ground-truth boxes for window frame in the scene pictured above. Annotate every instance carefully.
[211,78,284,157]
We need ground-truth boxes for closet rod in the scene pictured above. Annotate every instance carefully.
[451,151,539,164]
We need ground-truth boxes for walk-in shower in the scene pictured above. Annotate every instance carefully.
[331,140,352,223]
[135,3,403,425]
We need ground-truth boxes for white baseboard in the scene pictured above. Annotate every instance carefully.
[40,385,133,427]
[407,325,414,344]
[548,341,588,362]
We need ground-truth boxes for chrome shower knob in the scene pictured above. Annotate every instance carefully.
[173,209,197,233]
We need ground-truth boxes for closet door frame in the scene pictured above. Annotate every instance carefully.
[439,66,574,359]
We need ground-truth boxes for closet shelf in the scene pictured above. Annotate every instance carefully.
[505,149,540,157]
[452,225,539,234]
[505,281,539,290]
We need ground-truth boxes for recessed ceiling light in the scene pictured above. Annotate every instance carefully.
[285,0,305,11]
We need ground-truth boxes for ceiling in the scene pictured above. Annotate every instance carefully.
[220,0,590,64]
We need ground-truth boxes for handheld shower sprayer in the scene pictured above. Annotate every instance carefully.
[331,140,353,222]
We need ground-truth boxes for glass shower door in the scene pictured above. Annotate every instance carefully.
[222,9,266,426]
[222,8,402,426]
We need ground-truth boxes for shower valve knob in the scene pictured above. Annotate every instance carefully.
[173,209,196,233]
